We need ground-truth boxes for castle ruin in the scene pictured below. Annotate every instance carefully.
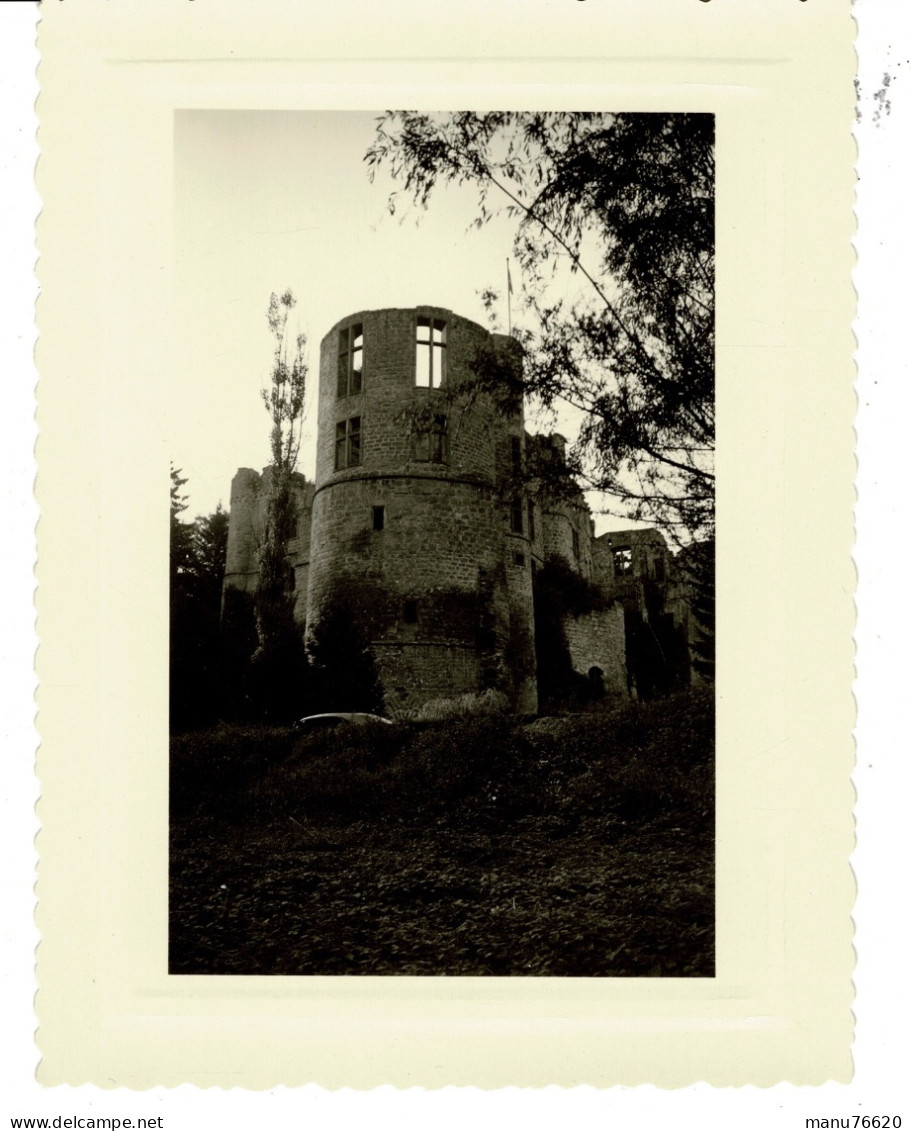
[224,306,693,715]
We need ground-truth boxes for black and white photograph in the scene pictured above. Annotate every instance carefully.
[26,0,861,1097]
[167,110,715,978]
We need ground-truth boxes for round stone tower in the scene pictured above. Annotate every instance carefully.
[305,306,537,715]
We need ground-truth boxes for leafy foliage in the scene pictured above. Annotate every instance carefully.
[263,289,309,477]
[623,606,684,701]
[681,539,715,682]
[187,506,229,593]
[246,621,310,725]
[367,112,715,543]
[306,603,386,716]
[251,291,311,721]
[169,467,230,731]
[532,554,610,711]
[169,464,193,579]
[170,690,714,976]
[218,587,259,721]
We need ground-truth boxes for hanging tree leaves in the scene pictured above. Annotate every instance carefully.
[366,111,715,544]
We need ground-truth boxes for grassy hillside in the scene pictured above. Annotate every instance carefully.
[170,689,713,976]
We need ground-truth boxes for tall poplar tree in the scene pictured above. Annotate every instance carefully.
[249,290,310,721]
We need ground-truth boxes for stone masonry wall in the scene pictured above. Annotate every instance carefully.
[222,466,314,623]
[307,476,505,631]
[375,643,480,716]
[307,307,537,714]
[224,306,627,716]
[539,498,595,579]
[525,433,596,580]
[562,603,628,698]
[224,467,262,594]
[316,307,505,487]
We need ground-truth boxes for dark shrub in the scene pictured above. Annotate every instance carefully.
[307,604,385,715]
[533,555,612,713]
[218,588,258,722]
[170,724,296,818]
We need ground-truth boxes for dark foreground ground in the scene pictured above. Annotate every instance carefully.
[169,689,713,976]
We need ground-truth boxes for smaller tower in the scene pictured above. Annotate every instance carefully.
[222,466,315,623]
[527,433,596,580]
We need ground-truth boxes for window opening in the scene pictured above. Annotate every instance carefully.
[510,435,522,473]
[335,416,361,471]
[372,505,385,532]
[412,413,448,463]
[572,528,581,559]
[613,546,633,576]
[513,552,526,568]
[527,500,536,542]
[337,323,364,398]
[510,498,524,534]
[403,599,418,624]
[415,317,446,388]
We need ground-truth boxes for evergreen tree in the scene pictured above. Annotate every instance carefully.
[169,464,193,579]
[169,467,229,730]
[188,505,229,597]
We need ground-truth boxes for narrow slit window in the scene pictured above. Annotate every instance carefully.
[527,500,536,542]
[348,416,361,467]
[415,316,446,388]
[335,421,346,471]
[572,528,581,559]
[510,497,524,534]
[351,326,363,392]
[372,505,385,532]
[430,414,448,463]
[403,599,418,624]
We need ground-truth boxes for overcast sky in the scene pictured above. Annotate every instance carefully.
[171,109,617,531]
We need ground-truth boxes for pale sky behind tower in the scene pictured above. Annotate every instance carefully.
[171,109,625,533]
